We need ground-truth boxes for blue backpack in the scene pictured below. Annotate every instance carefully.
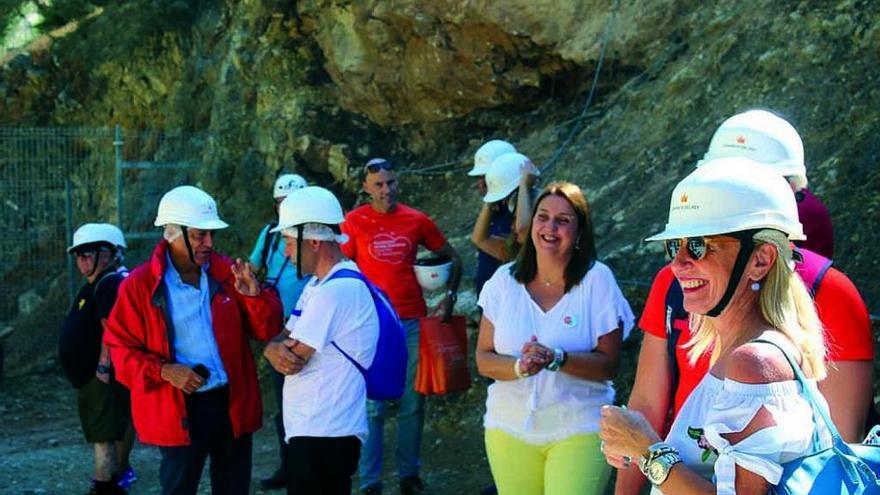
[325,268,408,400]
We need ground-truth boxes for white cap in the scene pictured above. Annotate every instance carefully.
[469,140,517,177]
[647,158,804,242]
[154,185,229,230]
[68,223,126,253]
[483,152,537,203]
[700,109,807,190]
[273,173,307,199]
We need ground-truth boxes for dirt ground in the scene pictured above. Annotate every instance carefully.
[0,361,496,495]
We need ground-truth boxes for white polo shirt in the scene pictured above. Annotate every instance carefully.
[282,261,379,443]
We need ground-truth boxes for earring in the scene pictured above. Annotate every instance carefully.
[575,236,581,250]
[750,281,761,292]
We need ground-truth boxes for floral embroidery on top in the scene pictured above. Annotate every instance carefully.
[688,426,719,463]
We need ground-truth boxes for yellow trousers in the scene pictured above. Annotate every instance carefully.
[485,428,611,495]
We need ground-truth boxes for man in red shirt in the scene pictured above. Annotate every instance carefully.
[342,158,462,495]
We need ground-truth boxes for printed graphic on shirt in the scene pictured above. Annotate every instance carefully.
[367,232,413,264]
[687,426,718,463]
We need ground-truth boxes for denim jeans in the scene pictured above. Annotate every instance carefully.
[358,318,424,488]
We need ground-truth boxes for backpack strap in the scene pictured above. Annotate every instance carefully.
[323,268,379,376]
[794,247,833,297]
[260,223,278,272]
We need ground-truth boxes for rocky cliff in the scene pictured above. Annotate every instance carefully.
[2,0,878,373]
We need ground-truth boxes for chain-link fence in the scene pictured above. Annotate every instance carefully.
[0,126,201,378]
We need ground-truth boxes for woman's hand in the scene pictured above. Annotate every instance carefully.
[599,405,662,461]
[520,336,552,374]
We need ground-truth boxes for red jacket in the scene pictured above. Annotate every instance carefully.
[104,240,281,446]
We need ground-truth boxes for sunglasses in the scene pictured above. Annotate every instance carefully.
[72,248,110,260]
[664,236,745,261]
[364,159,394,174]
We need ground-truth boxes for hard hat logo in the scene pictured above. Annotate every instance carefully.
[680,194,688,204]
[736,135,746,144]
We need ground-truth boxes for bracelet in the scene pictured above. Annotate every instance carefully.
[514,358,527,379]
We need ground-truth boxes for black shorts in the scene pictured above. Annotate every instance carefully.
[76,376,131,443]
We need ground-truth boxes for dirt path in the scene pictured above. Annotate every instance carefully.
[0,371,495,495]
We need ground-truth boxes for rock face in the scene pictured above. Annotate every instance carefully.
[1,1,879,375]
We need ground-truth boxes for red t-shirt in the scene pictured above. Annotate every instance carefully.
[341,203,447,319]
[640,263,873,418]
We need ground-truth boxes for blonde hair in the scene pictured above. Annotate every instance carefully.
[687,241,827,379]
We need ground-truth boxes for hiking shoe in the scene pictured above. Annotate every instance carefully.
[117,467,138,489]
[259,467,286,490]
[361,483,383,495]
[399,476,424,495]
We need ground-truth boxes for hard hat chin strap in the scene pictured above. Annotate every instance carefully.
[180,226,197,266]
[706,233,755,318]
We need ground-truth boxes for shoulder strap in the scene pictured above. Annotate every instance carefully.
[752,338,843,444]
[324,268,372,375]
[260,223,278,271]
[794,248,833,297]
[92,270,122,297]
[665,278,686,395]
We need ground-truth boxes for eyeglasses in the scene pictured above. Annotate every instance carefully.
[364,159,394,174]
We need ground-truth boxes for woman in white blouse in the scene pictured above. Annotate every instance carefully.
[476,181,635,495]
[599,158,831,494]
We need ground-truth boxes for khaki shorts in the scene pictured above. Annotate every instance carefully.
[77,376,131,443]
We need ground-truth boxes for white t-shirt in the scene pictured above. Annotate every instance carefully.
[477,261,635,444]
[282,260,379,443]
[654,337,831,495]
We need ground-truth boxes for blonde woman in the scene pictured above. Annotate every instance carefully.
[476,181,634,495]
[599,158,831,494]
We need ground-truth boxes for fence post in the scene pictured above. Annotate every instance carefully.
[65,178,75,306]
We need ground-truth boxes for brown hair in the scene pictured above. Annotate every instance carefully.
[511,181,597,292]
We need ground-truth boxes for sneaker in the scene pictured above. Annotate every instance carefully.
[117,467,138,490]
[399,476,424,495]
[259,467,286,490]
[361,482,383,495]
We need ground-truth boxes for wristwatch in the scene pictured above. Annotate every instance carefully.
[638,442,682,486]
[445,289,457,303]
[546,348,567,371]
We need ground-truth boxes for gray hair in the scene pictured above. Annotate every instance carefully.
[163,224,183,242]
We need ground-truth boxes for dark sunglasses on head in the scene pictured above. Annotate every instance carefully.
[664,237,710,261]
[364,159,394,174]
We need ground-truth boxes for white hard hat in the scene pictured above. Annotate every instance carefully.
[647,157,804,242]
[273,173,307,199]
[483,152,538,203]
[413,257,452,292]
[469,139,517,177]
[271,186,345,232]
[153,185,229,230]
[700,109,807,190]
[68,223,127,253]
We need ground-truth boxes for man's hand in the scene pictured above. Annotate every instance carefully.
[264,339,307,375]
[231,258,260,296]
[429,295,455,322]
[160,363,205,394]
